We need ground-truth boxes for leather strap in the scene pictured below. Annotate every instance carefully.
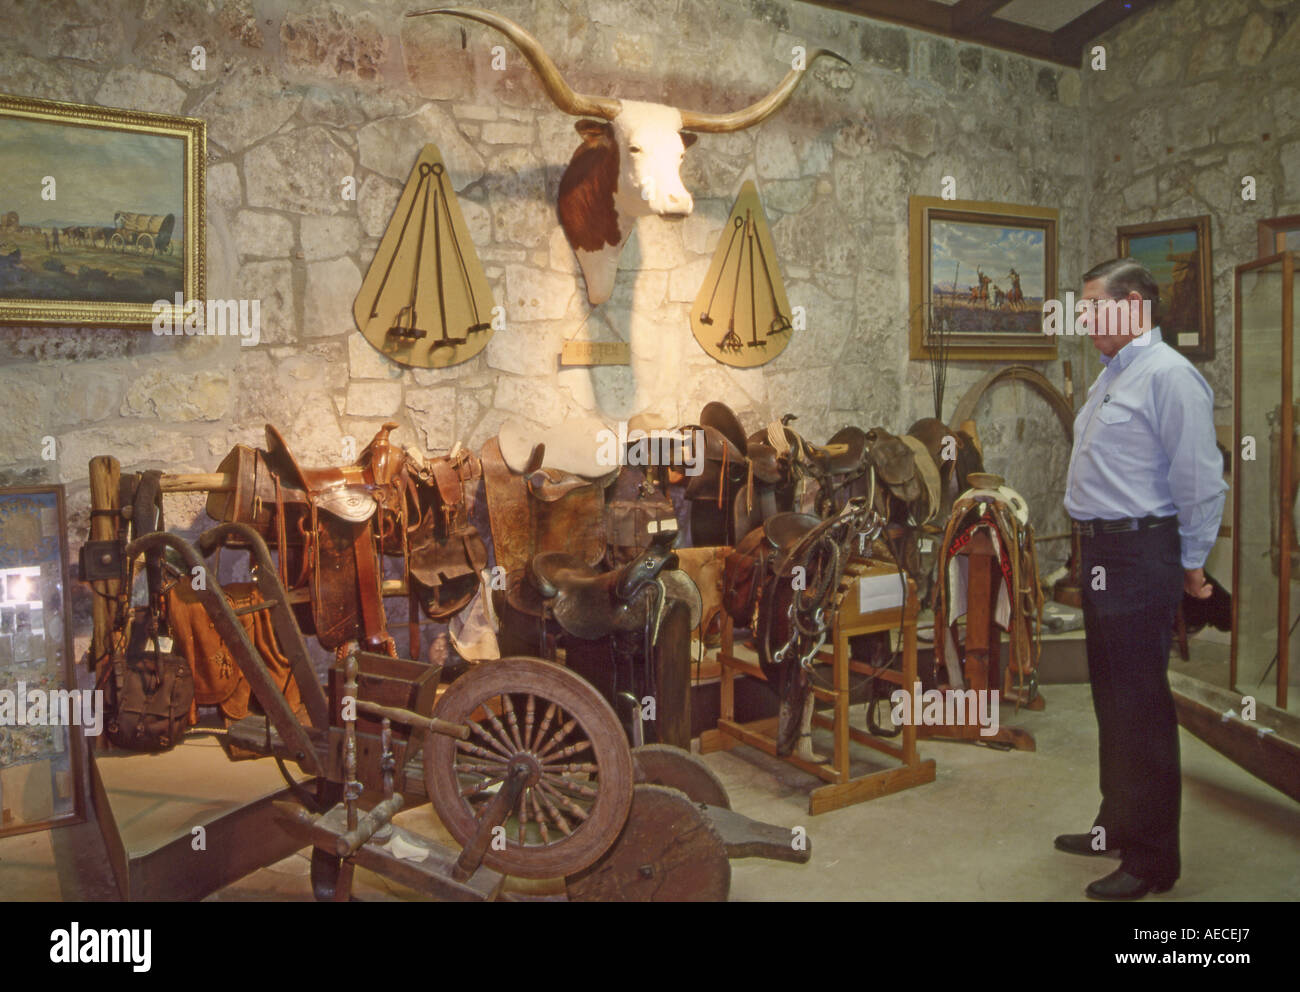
[431,456,464,507]
[350,521,385,646]
[899,434,941,525]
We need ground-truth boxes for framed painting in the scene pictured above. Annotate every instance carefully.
[0,93,205,328]
[1258,214,1300,258]
[909,196,1058,361]
[1117,214,1213,360]
[0,486,85,838]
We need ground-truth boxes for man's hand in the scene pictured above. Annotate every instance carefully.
[1184,567,1212,599]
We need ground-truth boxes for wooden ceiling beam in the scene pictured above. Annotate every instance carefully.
[802,0,956,33]
[950,0,1014,34]
[797,0,1151,68]
[1051,0,1160,63]
[799,0,1072,65]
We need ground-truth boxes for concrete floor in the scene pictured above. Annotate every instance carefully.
[2,681,1297,902]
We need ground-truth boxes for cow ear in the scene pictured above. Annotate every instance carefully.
[679,131,699,149]
[575,119,610,142]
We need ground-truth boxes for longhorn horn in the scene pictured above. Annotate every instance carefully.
[407,7,621,121]
[678,49,851,132]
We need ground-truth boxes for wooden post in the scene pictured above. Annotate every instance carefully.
[88,456,121,676]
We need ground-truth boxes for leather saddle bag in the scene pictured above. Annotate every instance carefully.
[409,451,488,622]
[721,526,774,630]
[102,608,194,751]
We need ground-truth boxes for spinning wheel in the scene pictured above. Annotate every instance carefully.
[425,657,634,879]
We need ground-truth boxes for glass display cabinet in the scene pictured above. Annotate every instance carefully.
[0,486,84,836]
[1233,252,1299,709]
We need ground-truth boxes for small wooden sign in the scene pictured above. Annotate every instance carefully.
[560,340,631,366]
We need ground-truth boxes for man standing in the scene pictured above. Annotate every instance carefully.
[1058,258,1226,899]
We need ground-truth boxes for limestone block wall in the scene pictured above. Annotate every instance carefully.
[1083,0,1300,411]
[0,0,1110,637]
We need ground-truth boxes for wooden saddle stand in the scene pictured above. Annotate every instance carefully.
[930,485,1045,751]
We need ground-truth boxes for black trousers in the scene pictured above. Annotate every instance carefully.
[1079,522,1183,882]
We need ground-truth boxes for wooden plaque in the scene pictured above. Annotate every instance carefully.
[354,144,495,368]
[560,340,631,366]
[690,181,792,368]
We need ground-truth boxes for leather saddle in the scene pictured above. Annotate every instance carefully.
[906,417,983,517]
[481,429,614,582]
[722,511,820,634]
[508,522,701,750]
[529,526,701,642]
[865,425,943,523]
[406,447,488,622]
[684,401,785,546]
[207,423,402,651]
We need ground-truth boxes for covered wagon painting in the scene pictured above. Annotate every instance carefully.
[0,94,204,328]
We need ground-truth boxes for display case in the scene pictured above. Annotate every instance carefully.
[0,486,85,836]
[1233,252,1300,709]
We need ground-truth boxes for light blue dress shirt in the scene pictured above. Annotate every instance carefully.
[1064,327,1227,569]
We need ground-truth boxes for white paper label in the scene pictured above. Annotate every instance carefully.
[1177,332,1198,347]
[857,572,905,613]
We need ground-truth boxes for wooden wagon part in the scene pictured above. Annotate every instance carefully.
[632,743,730,809]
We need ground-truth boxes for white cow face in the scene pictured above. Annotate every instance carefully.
[610,100,698,219]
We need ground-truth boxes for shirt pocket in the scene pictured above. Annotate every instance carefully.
[1097,401,1133,425]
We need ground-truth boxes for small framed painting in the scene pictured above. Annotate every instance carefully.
[0,93,205,328]
[0,486,85,838]
[1117,215,1213,360]
[909,196,1059,361]
[1258,214,1300,258]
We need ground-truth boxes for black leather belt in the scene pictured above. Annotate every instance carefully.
[1071,515,1177,538]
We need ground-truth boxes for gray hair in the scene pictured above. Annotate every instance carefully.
[1082,257,1160,304]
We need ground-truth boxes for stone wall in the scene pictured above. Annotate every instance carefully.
[1083,0,1300,410]
[1,0,1108,641]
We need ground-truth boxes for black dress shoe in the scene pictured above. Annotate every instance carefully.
[1054,832,1116,856]
[1085,868,1174,900]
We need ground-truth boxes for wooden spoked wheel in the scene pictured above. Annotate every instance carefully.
[425,657,634,879]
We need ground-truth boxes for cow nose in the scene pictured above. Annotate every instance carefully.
[663,191,693,215]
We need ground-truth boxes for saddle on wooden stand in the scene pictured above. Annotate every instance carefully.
[207,423,410,654]
[722,498,881,757]
[932,480,1044,728]
[523,526,701,748]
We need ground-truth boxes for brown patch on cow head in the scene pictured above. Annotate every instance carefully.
[558,120,622,252]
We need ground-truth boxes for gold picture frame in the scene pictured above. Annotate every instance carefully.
[909,196,1059,361]
[1117,214,1213,361]
[0,93,205,328]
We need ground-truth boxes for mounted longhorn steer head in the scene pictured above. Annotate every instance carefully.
[408,7,849,304]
